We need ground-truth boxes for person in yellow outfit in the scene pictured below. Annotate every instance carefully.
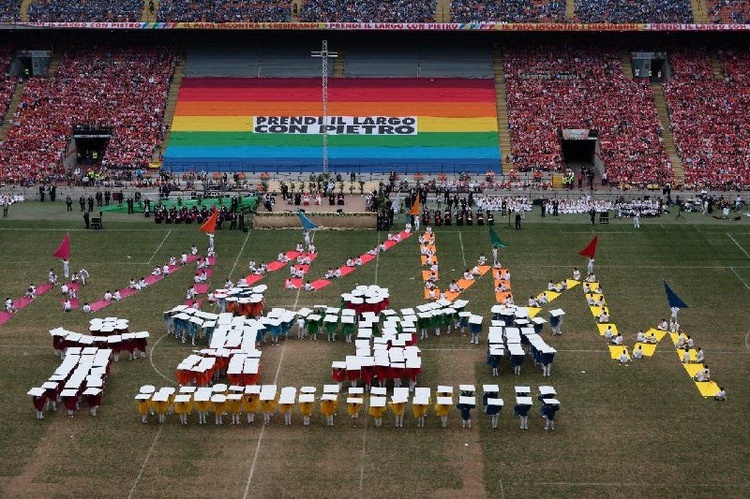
[411,397,429,428]
[226,394,244,425]
[151,392,170,424]
[193,390,212,425]
[389,397,407,428]
[347,397,363,427]
[211,394,227,425]
[173,394,193,425]
[368,396,387,428]
[434,397,453,428]
[135,393,151,424]
[298,394,315,426]
[243,387,261,424]
[320,394,338,427]
[260,392,278,425]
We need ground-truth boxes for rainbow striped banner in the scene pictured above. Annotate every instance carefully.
[163,78,500,172]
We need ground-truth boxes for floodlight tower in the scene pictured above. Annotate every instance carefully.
[311,40,338,176]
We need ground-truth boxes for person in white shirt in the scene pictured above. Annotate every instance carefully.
[62,299,72,312]
[225,279,233,289]
[528,296,539,307]
[695,347,705,364]
[449,280,462,293]
[346,258,355,267]
[129,279,138,289]
[284,278,298,290]
[539,293,549,305]
[113,290,122,301]
[79,268,89,286]
[324,268,335,279]
[162,264,170,275]
[139,277,148,288]
[186,287,196,300]
[104,290,113,301]
[572,268,581,281]
[152,267,162,276]
[670,306,679,321]
[657,319,668,330]
[169,256,177,266]
[604,326,614,340]
[682,349,691,363]
[646,332,657,344]
[249,260,258,273]
[478,254,487,266]
[68,288,77,300]
[714,387,726,401]
[278,252,289,263]
[5,297,13,313]
[333,268,342,279]
[587,257,595,275]
[618,350,629,364]
[303,280,314,291]
[48,269,58,285]
[632,345,644,360]
[82,302,91,313]
[598,310,610,323]
[686,336,694,349]
[25,284,37,299]
[191,244,198,255]
[463,270,474,281]
[636,330,646,343]
[611,333,623,346]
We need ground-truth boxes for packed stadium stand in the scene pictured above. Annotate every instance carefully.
[0,47,175,183]
[707,0,750,24]
[663,49,750,188]
[157,0,291,22]
[28,0,142,22]
[573,0,694,23]
[298,0,435,22]
[450,0,566,23]
[504,45,673,186]
[0,0,19,22]
[0,48,16,124]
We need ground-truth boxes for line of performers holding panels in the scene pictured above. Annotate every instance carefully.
[134,383,560,430]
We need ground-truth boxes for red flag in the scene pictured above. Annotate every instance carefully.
[199,209,218,235]
[578,235,598,259]
[52,232,70,260]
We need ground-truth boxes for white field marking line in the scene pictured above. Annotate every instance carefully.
[242,288,296,499]
[499,479,506,499]
[745,331,750,353]
[730,267,750,290]
[458,229,467,269]
[148,333,179,386]
[415,347,748,354]
[229,230,251,280]
[0,228,169,232]
[534,482,750,488]
[727,233,750,259]
[147,229,171,264]
[127,425,163,499]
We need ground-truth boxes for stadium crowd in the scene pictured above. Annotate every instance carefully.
[663,49,750,188]
[0,49,16,126]
[451,0,565,23]
[573,0,693,23]
[504,46,673,186]
[28,0,142,22]
[0,47,175,184]
[0,0,19,22]
[157,0,290,22]
[707,0,750,24]
[299,0,435,22]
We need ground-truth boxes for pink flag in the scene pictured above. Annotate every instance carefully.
[52,232,70,260]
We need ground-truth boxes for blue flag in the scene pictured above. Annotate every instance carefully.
[297,210,318,231]
[664,281,688,309]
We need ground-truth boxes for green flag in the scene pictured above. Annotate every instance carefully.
[489,226,507,248]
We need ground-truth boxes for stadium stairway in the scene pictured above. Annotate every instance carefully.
[651,82,685,183]
[0,81,24,142]
[333,51,345,77]
[152,53,186,165]
[493,47,512,174]
[620,50,634,79]
[435,0,450,22]
[142,0,158,21]
[291,0,301,20]
[565,0,576,20]
[690,0,709,23]
[20,0,32,21]
[710,53,723,80]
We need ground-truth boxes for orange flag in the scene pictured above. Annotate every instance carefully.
[408,197,420,216]
[199,209,218,235]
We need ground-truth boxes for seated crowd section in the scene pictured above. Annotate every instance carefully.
[707,0,750,24]
[298,0,435,22]
[663,49,750,188]
[0,48,16,125]
[28,0,142,22]
[573,0,693,23]
[157,0,290,22]
[451,0,565,23]
[0,47,176,183]
[0,0,19,22]
[504,46,673,186]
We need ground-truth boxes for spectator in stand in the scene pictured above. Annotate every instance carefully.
[157,0,291,22]
[504,45,673,187]
[0,46,176,184]
[28,0,142,22]
[451,0,565,23]
[0,0,21,22]
[0,49,17,128]
[299,0,435,22]
[707,0,750,24]
[663,49,750,189]
[573,0,693,23]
